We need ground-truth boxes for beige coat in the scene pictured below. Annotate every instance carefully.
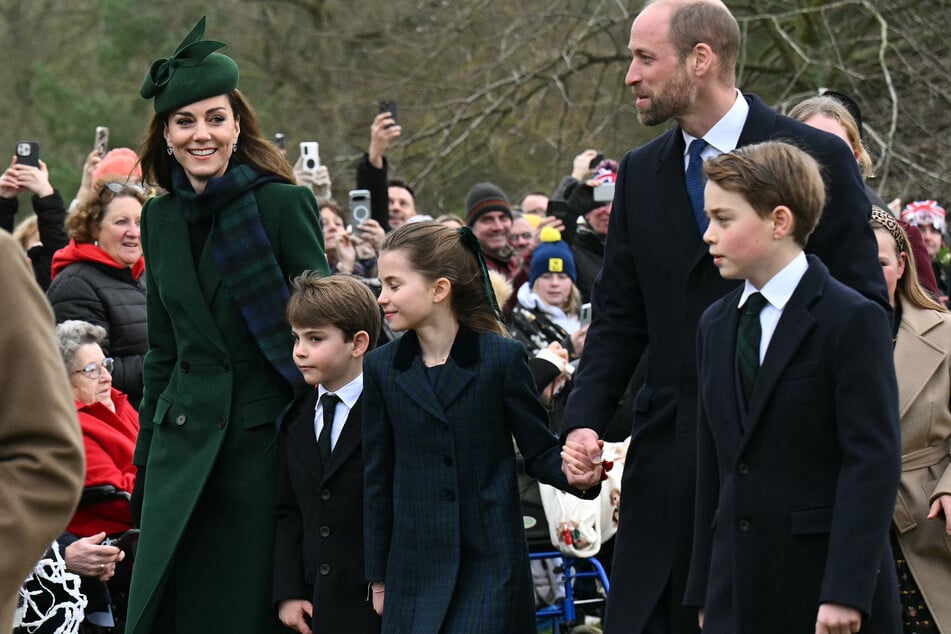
[0,232,84,632]
[893,300,951,630]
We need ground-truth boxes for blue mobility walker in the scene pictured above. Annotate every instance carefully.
[531,550,610,633]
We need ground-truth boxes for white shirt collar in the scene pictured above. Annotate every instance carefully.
[739,251,808,310]
[682,89,749,158]
[316,373,363,410]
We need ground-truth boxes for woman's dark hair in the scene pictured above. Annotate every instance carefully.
[139,89,295,191]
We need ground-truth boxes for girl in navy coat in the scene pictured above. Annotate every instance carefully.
[363,222,597,633]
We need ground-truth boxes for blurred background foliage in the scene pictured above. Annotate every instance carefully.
[2,0,948,216]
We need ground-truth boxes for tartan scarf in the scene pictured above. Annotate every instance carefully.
[173,162,302,388]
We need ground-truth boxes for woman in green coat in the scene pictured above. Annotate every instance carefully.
[126,17,329,633]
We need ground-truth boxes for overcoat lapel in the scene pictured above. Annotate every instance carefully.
[151,207,228,353]
[895,308,947,418]
[742,263,822,442]
[706,300,744,442]
[391,329,480,425]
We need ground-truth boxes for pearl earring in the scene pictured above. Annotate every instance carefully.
[166,145,173,155]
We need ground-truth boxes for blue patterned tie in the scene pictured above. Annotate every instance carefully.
[737,292,768,406]
[686,138,709,234]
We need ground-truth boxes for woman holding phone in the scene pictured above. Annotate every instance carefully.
[126,16,329,634]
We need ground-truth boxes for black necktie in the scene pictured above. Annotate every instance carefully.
[737,292,768,405]
[686,138,709,234]
[317,393,340,464]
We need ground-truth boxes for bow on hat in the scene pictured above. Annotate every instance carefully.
[140,16,226,100]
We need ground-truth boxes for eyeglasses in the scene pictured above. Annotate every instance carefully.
[72,358,114,380]
[99,181,147,202]
[509,232,534,243]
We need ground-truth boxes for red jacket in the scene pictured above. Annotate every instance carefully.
[67,388,139,536]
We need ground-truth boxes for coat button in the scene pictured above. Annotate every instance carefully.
[175,414,187,426]
[318,563,330,575]
[739,519,751,532]
[179,360,190,372]
[738,463,750,475]
[216,416,226,429]
[319,526,331,538]
[220,360,231,373]
[320,489,331,501]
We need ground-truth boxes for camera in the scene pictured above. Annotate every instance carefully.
[349,189,372,227]
[593,182,615,202]
[15,141,39,167]
[94,126,109,158]
[589,152,604,169]
[299,141,320,172]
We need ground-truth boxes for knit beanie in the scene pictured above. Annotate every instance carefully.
[465,182,512,226]
[92,148,143,184]
[900,200,946,232]
[530,227,577,286]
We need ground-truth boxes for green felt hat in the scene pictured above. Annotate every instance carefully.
[140,16,239,113]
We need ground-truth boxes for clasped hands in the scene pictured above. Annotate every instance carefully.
[561,427,613,491]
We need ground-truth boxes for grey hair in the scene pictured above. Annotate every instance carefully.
[55,320,107,371]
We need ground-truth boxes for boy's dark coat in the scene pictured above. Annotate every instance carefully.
[685,256,901,633]
[273,390,380,632]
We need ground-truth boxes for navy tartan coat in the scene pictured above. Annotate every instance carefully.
[363,328,596,633]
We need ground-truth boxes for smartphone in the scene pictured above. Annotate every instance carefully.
[274,132,286,151]
[589,152,605,169]
[300,141,320,172]
[580,303,592,327]
[348,189,372,227]
[104,528,140,551]
[593,182,616,202]
[94,126,109,158]
[15,141,39,167]
[379,100,398,126]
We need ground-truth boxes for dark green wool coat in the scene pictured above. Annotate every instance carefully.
[126,182,329,634]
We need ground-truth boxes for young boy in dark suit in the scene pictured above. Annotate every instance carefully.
[273,273,382,633]
[683,141,902,634]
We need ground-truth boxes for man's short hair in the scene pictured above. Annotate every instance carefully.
[703,141,826,247]
[665,0,740,82]
[388,178,415,200]
[286,273,381,349]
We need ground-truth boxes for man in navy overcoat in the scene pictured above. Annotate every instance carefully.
[560,2,892,632]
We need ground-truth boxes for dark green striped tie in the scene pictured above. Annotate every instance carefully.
[737,292,768,405]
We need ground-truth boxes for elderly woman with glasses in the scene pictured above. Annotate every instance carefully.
[47,181,148,408]
[50,320,139,631]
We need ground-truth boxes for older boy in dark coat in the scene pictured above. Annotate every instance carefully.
[684,143,901,633]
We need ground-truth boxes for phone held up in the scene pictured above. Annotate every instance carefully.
[15,141,39,168]
[379,100,398,127]
[300,141,320,173]
[94,126,110,158]
[349,189,372,228]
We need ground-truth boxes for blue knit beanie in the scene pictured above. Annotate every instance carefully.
[530,227,577,286]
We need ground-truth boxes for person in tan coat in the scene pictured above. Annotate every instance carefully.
[872,207,951,632]
[0,230,84,632]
